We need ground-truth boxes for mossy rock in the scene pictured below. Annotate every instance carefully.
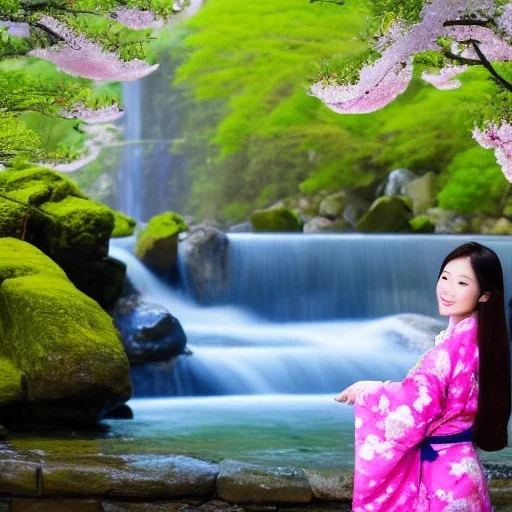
[356,196,413,233]
[251,207,302,232]
[409,215,436,233]
[135,212,188,271]
[0,238,131,422]
[0,167,130,307]
[112,211,137,238]
[318,192,346,219]
[404,171,438,215]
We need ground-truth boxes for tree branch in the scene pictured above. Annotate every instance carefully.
[443,19,491,27]
[32,21,65,44]
[442,49,482,65]
[471,40,512,92]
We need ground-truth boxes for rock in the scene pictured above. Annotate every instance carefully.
[0,460,40,495]
[318,192,346,219]
[302,468,353,501]
[356,196,413,233]
[409,215,435,233]
[342,203,367,228]
[113,295,187,366]
[404,171,438,215]
[482,217,512,236]
[303,217,352,233]
[102,404,133,420]
[0,238,131,423]
[217,460,312,504]
[135,212,188,272]
[379,168,418,197]
[12,499,100,512]
[0,167,128,306]
[42,455,218,498]
[251,207,302,232]
[111,211,136,238]
[180,226,229,303]
[426,208,470,234]
[0,425,7,441]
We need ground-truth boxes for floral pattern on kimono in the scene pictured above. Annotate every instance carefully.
[352,314,492,512]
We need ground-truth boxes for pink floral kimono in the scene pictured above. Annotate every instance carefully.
[352,314,492,511]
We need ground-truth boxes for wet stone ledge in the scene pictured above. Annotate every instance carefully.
[0,454,511,510]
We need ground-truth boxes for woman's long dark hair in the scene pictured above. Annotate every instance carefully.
[438,242,511,451]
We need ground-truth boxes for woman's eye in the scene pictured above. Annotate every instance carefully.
[441,276,447,280]
[459,282,467,286]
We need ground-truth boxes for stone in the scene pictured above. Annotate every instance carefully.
[487,218,512,236]
[303,217,351,233]
[180,225,229,303]
[42,455,218,498]
[113,295,187,366]
[217,460,312,504]
[111,211,137,238]
[11,499,100,511]
[342,203,367,228]
[102,503,188,512]
[0,238,131,423]
[251,208,302,233]
[425,208,470,234]
[356,196,413,233]
[318,192,346,219]
[409,215,435,233]
[379,168,418,197]
[404,171,437,215]
[302,468,353,501]
[135,212,188,272]
[0,166,128,306]
[0,460,40,495]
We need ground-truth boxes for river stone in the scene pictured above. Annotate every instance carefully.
[0,460,40,495]
[342,203,367,228]
[42,455,218,498]
[426,208,470,234]
[251,208,302,233]
[101,502,192,512]
[217,460,312,504]
[356,196,413,233]
[135,212,188,272]
[11,499,100,512]
[302,468,353,501]
[379,168,418,197]
[484,217,512,236]
[409,215,435,233]
[404,171,437,215]
[303,217,351,233]
[318,192,346,219]
[0,238,131,423]
[180,225,229,303]
[113,295,187,366]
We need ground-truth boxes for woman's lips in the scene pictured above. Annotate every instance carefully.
[440,297,454,306]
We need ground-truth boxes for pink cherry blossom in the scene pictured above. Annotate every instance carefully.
[112,7,165,30]
[0,21,31,37]
[447,25,512,62]
[421,64,468,90]
[473,122,512,182]
[60,102,125,124]
[28,15,159,81]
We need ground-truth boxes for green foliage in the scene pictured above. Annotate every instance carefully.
[437,147,509,216]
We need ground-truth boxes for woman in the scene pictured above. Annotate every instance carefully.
[336,242,511,511]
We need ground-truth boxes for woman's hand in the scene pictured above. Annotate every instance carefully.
[334,383,358,406]
[334,381,379,406]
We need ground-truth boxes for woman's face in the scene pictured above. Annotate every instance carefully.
[436,256,488,323]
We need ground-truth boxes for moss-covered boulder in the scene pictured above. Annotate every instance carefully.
[0,238,131,423]
[425,208,470,234]
[409,215,436,233]
[251,207,302,232]
[0,167,130,308]
[356,196,413,233]
[112,211,137,238]
[318,192,346,219]
[134,212,188,271]
[404,171,438,215]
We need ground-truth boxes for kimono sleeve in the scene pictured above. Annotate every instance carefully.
[351,322,474,509]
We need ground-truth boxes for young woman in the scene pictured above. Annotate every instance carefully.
[335,242,511,511]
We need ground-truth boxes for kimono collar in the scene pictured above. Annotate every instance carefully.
[434,313,478,346]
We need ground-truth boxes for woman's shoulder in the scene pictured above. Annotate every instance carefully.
[434,315,477,347]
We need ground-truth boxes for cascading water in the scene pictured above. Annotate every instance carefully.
[108,233,512,398]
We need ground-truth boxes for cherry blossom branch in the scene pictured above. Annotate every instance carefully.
[443,19,491,27]
[442,49,481,65]
[471,40,512,92]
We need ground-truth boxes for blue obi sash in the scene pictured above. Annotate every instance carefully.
[419,427,473,463]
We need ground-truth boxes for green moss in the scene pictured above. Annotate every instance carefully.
[111,210,137,238]
[251,208,303,233]
[409,215,435,233]
[356,196,413,233]
[135,211,188,260]
[0,238,131,408]
[0,358,23,405]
